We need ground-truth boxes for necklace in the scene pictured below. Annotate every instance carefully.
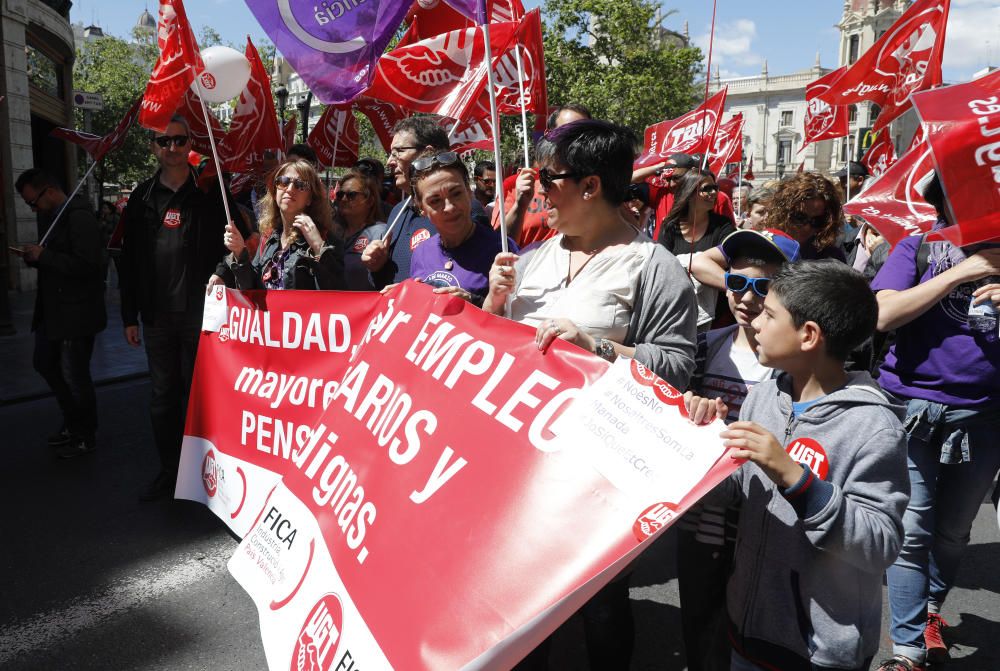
[566,248,599,285]
[439,224,475,271]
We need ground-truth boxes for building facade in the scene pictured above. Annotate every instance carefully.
[1,0,77,295]
[708,0,919,182]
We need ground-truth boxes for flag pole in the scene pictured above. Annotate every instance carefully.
[700,0,719,170]
[736,165,743,219]
[481,22,509,253]
[194,81,235,229]
[513,47,531,169]
[381,195,413,242]
[39,161,100,246]
[330,109,342,172]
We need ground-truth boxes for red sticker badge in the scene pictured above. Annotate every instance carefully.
[410,228,431,250]
[162,208,182,229]
[633,502,680,542]
[291,593,344,671]
[352,236,369,253]
[786,437,830,481]
[202,450,218,497]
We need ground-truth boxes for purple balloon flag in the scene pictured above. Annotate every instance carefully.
[243,0,414,104]
[444,0,487,24]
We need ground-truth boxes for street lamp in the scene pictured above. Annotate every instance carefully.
[275,84,288,125]
[776,157,786,180]
[297,91,313,143]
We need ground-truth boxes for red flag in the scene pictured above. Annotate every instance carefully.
[843,143,937,247]
[803,67,850,146]
[230,172,256,196]
[911,69,1000,246]
[816,0,950,133]
[139,0,204,132]
[51,97,142,162]
[744,154,755,181]
[364,21,519,121]
[706,113,744,177]
[634,88,727,170]
[861,132,898,179]
[442,115,495,154]
[308,105,360,168]
[796,160,805,174]
[177,89,228,157]
[908,125,926,151]
[354,97,409,153]
[400,0,524,46]
[219,38,283,174]
[281,116,298,153]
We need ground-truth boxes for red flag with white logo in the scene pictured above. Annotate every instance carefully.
[363,21,519,121]
[281,116,297,153]
[440,115,495,153]
[354,97,409,153]
[308,105,360,168]
[861,132,898,179]
[400,0,524,47]
[910,69,1000,246]
[634,88,727,170]
[803,67,850,147]
[707,113,744,177]
[744,154,755,181]
[815,0,950,134]
[139,0,204,132]
[842,143,937,247]
[51,97,142,162]
[219,38,283,174]
[176,89,228,158]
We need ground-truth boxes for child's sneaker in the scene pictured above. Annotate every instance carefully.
[875,656,926,671]
[924,613,950,663]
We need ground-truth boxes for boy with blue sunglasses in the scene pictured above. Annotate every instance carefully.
[678,228,799,671]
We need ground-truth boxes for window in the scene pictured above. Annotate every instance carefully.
[848,34,860,64]
[848,104,858,124]
[26,45,62,98]
[778,140,793,166]
[780,110,793,127]
[841,139,850,163]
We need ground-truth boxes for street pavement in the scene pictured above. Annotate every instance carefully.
[0,300,997,669]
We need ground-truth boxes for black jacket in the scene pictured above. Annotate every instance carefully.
[32,196,107,340]
[119,170,232,326]
[228,228,346,291]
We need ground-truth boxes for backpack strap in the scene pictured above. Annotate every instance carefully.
[915,233,931,279]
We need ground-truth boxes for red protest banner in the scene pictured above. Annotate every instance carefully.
[634,88,727,170]
[707,113,744,178]
[911,70,1000,246]
[51,97,142,162]
[862,132,898,179]
[219,38,284,174]
[308,105,360,169]
[180,283,738,670]
[139,0,204,132]
[843,143,937,247]
[803,67,850,147]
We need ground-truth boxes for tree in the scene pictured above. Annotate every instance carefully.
[541,0,703,133]
[72,34,159,192]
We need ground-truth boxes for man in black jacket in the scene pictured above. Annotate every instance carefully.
[119,115,232,501]
[15,169,107,458]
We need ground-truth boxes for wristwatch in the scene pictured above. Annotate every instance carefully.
[594,338,616,362]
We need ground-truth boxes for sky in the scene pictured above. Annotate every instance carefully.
[71,0,998,84]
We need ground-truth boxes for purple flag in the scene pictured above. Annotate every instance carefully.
[243,0,414,104]
[444,0,487,24]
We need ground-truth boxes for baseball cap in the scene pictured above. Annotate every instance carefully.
[721,228,801,265]
[665,153,699,169]
[833,161,869,179]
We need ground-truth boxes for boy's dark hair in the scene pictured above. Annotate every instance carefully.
[545,103,592,130]
[391,116,450,150]
[286,143,318,165]
[535,119,638,206]
[15,168,58,194]
[473,160,494,178]
[769,260,877,361]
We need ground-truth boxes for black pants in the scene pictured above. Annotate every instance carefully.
[143,311,201,479]
[677,528,734,671]
[33,325,98,440]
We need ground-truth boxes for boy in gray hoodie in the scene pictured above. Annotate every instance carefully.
[685,260,910,671]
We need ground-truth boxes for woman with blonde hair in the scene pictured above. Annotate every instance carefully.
[222,158,345,290]
[334,167,387,290]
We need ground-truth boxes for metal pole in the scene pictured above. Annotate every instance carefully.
[513,47,531,169]
[481,23,508,253]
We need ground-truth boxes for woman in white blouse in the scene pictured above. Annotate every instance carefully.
[483,119,698,671]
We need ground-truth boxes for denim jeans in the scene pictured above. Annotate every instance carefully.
[885,397,1000,662]
[143,311,202,478]
[33,325,97,440]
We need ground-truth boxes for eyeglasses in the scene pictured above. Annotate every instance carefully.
[699,185,720,195]
[336,190,365,201]
[477,177,496,186]
[790,211,828,229]
[389,145,420,158]
[538,168,581,190]
[154,134,190,148]
[25,186,50,208]
[410,151,461,175]
[274,175,310,192]
[724,272,771,298]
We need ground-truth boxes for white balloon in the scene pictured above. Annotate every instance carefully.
[192,45,251,103]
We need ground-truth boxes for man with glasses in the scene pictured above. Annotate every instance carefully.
[632,153,736,241]
[361,117,489,288]
[13,169,107,458]
[472,160,496,215]
[119,114,236,501]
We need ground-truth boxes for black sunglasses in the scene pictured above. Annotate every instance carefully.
[336,190,365,201]
[538,168,581,190]
[154,134,190,148]
[25,186,50,207]
[699,185,720,195]
[725,272,771,298]
[410,151,461,175]
[274,175,310,191]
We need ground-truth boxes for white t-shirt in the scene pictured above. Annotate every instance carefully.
[508,233,654,342]
[700,333,772,422]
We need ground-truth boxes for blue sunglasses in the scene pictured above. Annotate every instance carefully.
[725,272,771,298]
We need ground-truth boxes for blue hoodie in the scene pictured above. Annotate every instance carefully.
[710,371,909,669]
